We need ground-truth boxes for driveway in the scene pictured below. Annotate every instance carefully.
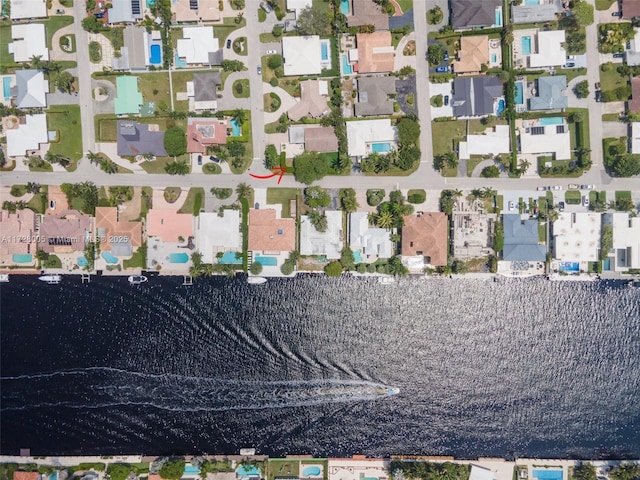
[88,32,116,73]
[50,24,77,62]
[47,91,80,105]
[396,74,417,115]
[429,80,453,118]
[602,121,628,137]
[601,101,625,113]
[394,33,416,72]
[262,84,296,123]
[92,78,116,115]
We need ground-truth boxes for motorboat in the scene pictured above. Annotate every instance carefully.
[378,276,395,284]
[387,387,400,396]
[0,274,9,283]
[39,274,61,284]
[247,276,267,285]
[128,275,148,285]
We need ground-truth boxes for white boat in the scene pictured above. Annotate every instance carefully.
[39,274,61,284]
[378,276,395,284]
[247,276,267,285]
[128,275,148,285]
[0,274,9,283]
[387,387,400,396]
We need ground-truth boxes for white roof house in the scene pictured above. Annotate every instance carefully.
[458,124,511,160]
[282,35,322,76]
[604,212,640,271]
[177,27,219,64]
[346,119,397,157]
[300,210,343,259]
[6,114,48,157]
[631,122,640,154]
[529,30,566,68]
[10,0,47,20]
[349,212,392,260]
[553,212,601,262]
[518,118,571,160]
[286,0,311,15]
[197,211,241,264]
[9,24,49,63]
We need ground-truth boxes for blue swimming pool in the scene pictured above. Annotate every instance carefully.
[342,54,353,75]
[340,0,349,14]
[302,467,321,477]
[525,0,540,5]
[146,0,155,6]
[77,256,88,267]
[490,53,497,64]
[321,42,329,61]
[102,251,118,264]
[2,77,11,99]
[12,253,32,263]
[174,53,187,68]
[168,252,189,263]
[371,142,391,153]
[230,118,241,136]
[539,116,563,125]
[254,256,278,266]
[522,36,532,56]
[184,465,200,475]
[558,262,579,273]
[236,466,261,478]
[495,98,506,115]
[352,249,363,263]
[49,471,58,480]
[495,8,502,27]
[515,81,524,105]
[533,471,563,480]
[218,251,243,264]
[149,44,162,65]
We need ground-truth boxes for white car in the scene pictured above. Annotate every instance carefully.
[552,185,562,190]
[266,49,277,55]
[508,201,515,211]
[536,186,545,191]
[583,196,590,207]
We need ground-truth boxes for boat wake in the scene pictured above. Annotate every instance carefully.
[0,367,399,412]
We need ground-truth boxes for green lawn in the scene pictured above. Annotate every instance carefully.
[268,461,300,480]
[589,190,606,205]
[123,244,146,269]
[170,70,196,112]
[140,157,175,174]
[395,0,413,14]
[599,63,626,92]
[538,224,546,243]
[97,115,186,142]
[178,187,205,216]
[466,156,484,177]
[100,73,172,112]
[214,17,247,45]
[47,105,83,168]
[59,33,76,53]
[596,0,616,10]
[203,163,222,174]
[36,16,74,49]
[602,113,620,121]
[232,79,250,98]
[266,187,299,218]
[27,192,48,214]
[615,190,632,200]
[565,190,582,204]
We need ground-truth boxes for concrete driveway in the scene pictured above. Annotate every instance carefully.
[601,101,625,113]
[429,80,453,118]
[602,121,628,137]
[92,78,116,115]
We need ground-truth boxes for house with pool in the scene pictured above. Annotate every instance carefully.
[327,456,387,480]
[552,213,601,271]
[94,207,143,270]
[197,210,241,265]
[282,36,332,76]
[453,35,502,75]
[401,212,448,271]
[346,118,397,158]
[345,0,389,31]
[112,26,163,71]
[0,208,38,268]
[248,208,296,275]
[38,210,92,269]
[349,212,393,263]
[355,32,394,74]
[515,117,571,161]
[513,29,566,69]
[146,208,195,272]
[300,210,344,260]
[450,0,502,31]
[602,212,640,272]
[452,75,504,118]
[511,0,563,25]
[187,118,228,154]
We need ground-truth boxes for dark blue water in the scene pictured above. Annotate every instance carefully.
[1,275,640,458]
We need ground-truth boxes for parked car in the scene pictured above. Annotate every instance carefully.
[568,183,579,189]
[444,95,449,106]
[613,52,624,58]
[552,185,562,190]
[266,49,276,54]
[508,201,515,211]
[595,82,601,90]
[257,65,262,75]
[197,155,202,165]
[537,186,545,191]
[595,90,602,102]
[435,66,448,73]
[94,12,104,17]
[580,184,595,190]
[260,1,272,12]
[583,196,590,207]
[559,201,565,212]
[564,62,575,68]
[226,39,232,48]
[209,155,219,163]
[612,10,622,16]
[55,8,65,13]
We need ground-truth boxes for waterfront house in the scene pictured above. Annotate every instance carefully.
[5,114,48,157]
[356,32,395,73]
[146,208,195,271]
[186,118,228,154]
[287,80,331,121]
[300,210,343,259]
[0,209,38,267]
[354,76,396,117]
[603,212,640,272]
[38,210,92,254]
[502,214,546,262]
[401,212,448,268]
[197,211,241,264]
[452,211,497,259]
[552,212,601,262]
[346,0,389,31]
[349,212,393,262]
[452,76,503,118]
[116,121,168,157]
[147,209,194,244]
[248,209,296,255]
[450,0,502,31]
[327,457,388,480]
[95,207,143,261]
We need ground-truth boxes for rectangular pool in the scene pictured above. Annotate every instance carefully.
[371,142,391,153]
[495,8,502,27]
[321,42,328,61]
[3,76,11,100]
[230,118,241,136]
[342,54,353,75]
[149,44,162,65]
[254,256,278,266]
[340,0,349,14]
[558,262,579,273]
[168,252,189,263]
[533,471,563,480]
[525,0,540,4]
[515,81,524,105]
[12,253,33,263]
[521,36,532,56]
[539,117,564,126]
[218,251,243,264]
[184,466,200,475]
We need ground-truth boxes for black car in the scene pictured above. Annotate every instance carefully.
[94,12,104,17]
[209,155,218,163]
[612,10,622,16]
[226,39,232,48]
[559,201,565,212]
[197,155,203,165]
[595,90,602,102]
[444,95,449,106]
[613,52,624,58]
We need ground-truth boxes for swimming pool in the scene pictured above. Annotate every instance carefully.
[490,53,497,64]
[371,142,391,153]
[218,251,243,264]
[302,467,322,477]
[352,249,363,263]
[236,466,261,478]
[342,54,353,75]
[495,8,502,27]
[2,76,11,100]
[49,472,58,480]
[558,262,579,273]
[340,0,349,14]
[521,36,532,56]
[525,0,540,5]
[254,256,278,266]
[515,81,524,105]
[230,118,241,136]
[102,251,118,264]
[184,465,200,475]
[146,0,155,6]
[77,256,88,267]
[495,98,506,115]
[149,44,162,65]
[174,53,187,68]
[321,42,329,61]
[538,117,563,125]
[168,252,189,263]
[12,253,32,263]
[533,471,563,480]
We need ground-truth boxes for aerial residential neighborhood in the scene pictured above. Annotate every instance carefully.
[0,0,639,282]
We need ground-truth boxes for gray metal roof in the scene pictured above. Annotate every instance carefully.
[117,121,168,157]
[15,69,46,108]
[355,76,396,117]
[193,72,222,102]
[124,26,148,70]
[502,214,546,261]
[452,75,503,117]
[512,1,562,24]
[450,0,501,30]
[528,75,568,111]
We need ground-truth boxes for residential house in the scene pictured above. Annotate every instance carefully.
[177,27,221,65]
[9,0,46,19]
[300,210,343,259]
[95,207,143,259]
[287,0,311,16]
[356,32,395,73]
[458,124,510,160]
[603,212,640,272]
[114,76,143,115]
[186,118,227,154]
[623,0,640,20]
[304,126,339,152]
[527,30,566,68]
[0,209,38,266]
[631,122,640,154]
[452,211,497,259]
[628,77,640,113]
[108,0,143,24]
[248,209,296,254]
[146,208,194,270]
[9,25,49,63]
[528,75,568,111]
[453,35,490,74]
[197,211,241,264]
[6,114,48,157]
[328,459,388,480]
[452,75,503,117]
[12,69,48,109]
[401,212,448,268]
[287,79,330,121]
[354,75,396,116]
[511,0,563,24]
[349,212,393,261]
[112,26,162,70]
[147,209,194,243]
[189,72,221,111]
[552,212,601,262]
[502,214,546,262]
[172,0,221,22]
[116,121,168,157]
[346,118,397,157]
[13,473,40,480]
[38,210,91,254]
[450,0,502,30]
[282,36,323,76]
[625,29,640,66]
[516,117,570,160]
[347,0,389,30]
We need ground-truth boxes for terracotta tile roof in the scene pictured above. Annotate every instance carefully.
[95,207,143,252]
[147,209,194,243]
[357,32,395,73]
[630,77,640,113]
[453,35,490,74]
[0,209,37,256]
[402,212,448,266]
[186,118,228,154]
[304,126,338,152]
[347,0,389,31]
[248,209,295,253]
[623,0,640,18]
[38,210,91,254]
[14,472,39,480]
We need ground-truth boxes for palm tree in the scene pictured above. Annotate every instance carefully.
[482,187,497,198]
[235,182,253,201]
[376,211,394,229]
[102,159,118,174]
[26,182,41,194]
[30,55,44,70]
[86,151,102,165]
[232,108,246,126]
[470,188,483,199]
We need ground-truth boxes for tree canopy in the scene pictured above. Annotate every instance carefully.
[164,127,187,156]
[324,261,343,277]
[297,4,331,35]
[159,460,186,480]
[304,186,331,208]
[293,151,328,184]
[397,118,421,145]
[427,44,446,66]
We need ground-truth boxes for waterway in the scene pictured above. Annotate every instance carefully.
[1,275,639,457]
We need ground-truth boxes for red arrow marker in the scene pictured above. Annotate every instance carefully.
[249,166,287,184]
